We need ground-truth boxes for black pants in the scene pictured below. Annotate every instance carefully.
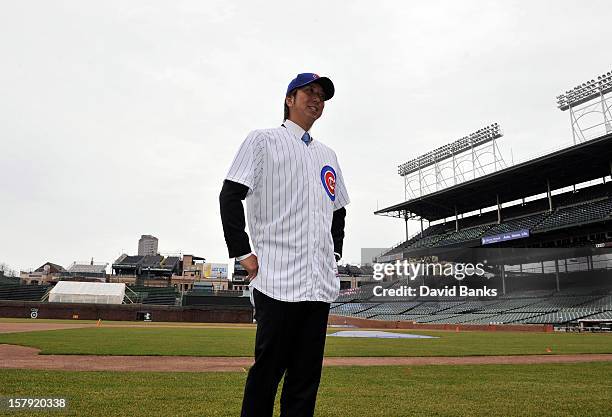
[241,288,331,417]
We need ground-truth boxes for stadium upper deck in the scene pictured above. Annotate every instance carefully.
[376,133,612,255]
[376,132,612,221]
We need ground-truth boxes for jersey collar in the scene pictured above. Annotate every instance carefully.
[282,119,314,144]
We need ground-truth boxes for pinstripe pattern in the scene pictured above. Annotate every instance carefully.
[225,120,350,302]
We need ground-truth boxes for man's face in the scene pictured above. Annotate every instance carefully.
[287,82,325,123]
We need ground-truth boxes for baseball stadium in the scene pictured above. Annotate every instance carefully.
[2,71,612,416]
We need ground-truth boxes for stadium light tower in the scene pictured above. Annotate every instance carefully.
[557,69,612,144]
[398,123,505,200]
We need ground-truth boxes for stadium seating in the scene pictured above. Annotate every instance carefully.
[408,233,451,249]
[0,283,51,301]
[127,286,179,306]
[509,295,599,313]
[435,224,493,246]
[535,198,612,231]
[555,182,612,207]
[383,223,451,256]
[0,276,20,285]
[431,313,499,324]
[414,313,462,323]
[434,301,495,313]
[471,298,542,313]
[332,279,612,326]
[518,310,596,324]
[407,301,464,314]
[497,290,555,299]
[330,302,380,316]
[363,302,422,315]
[577,295,612,311]
[186,289,243,297]
[0,282,182,306]
[370,314,425,322]
[378,184,612,253]
[579,311,612,321]
[334,290,358,302]
[485,212,549,236]
[465,312,543,324]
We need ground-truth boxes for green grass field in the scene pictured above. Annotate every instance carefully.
[1,364,611,417]
[0,326,611,357]
[1,321,611,416]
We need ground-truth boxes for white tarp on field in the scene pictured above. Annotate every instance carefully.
[327,331,438,339]
[49,281,125,304]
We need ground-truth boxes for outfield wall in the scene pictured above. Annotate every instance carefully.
[329,315,553,332]
[0,300,253,323]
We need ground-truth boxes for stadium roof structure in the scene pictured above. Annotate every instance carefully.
[161,256,181,270]
[67,262,108,274]
[112,254,181,273]
[376,133,612,222]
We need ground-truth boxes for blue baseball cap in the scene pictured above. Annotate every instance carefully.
[286,73,335,101]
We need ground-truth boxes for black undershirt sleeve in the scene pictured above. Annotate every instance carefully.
[219,180,251,258]
[331,207,346,259]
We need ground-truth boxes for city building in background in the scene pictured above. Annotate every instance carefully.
[176,255,228,292]
[20,262,66,285]
[138,235,158,256]
[231,260,249,292]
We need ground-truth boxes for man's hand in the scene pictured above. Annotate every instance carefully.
[240,254,259,281]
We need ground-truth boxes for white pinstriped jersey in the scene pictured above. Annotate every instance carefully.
[225,119,350,303]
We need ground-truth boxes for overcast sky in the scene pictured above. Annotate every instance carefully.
[1,1,611,272]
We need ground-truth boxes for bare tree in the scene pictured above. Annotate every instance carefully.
[0,262,17,277]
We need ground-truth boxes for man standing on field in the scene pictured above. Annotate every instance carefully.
[219,73,349,417]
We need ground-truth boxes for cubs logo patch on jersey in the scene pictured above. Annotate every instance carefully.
[320,165,336,201]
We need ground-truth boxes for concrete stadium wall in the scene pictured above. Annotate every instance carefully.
[0,300,253,323]
[329,315,554,332]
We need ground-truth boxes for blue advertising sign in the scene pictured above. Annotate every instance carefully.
[481,229,530,245]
